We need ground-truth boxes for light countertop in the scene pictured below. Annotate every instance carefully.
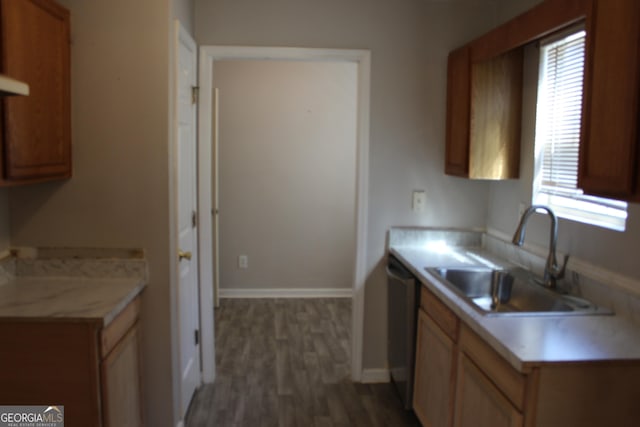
[0,276,145,327]
[390,245,640,372]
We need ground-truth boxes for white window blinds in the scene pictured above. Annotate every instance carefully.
[534,28,627,231]
[538,30,585,193]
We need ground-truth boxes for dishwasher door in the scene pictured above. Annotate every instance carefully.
[387,255,420,410]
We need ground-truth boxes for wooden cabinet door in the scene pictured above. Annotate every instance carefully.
[101,324,143,427]
[445,44,522,180]
[0,321,102,427]
[413,310,457,427]
[469,49,522,179]
[445,46,471,177]
[0,0,71,183]
[579,0,640,198]
[454,354,523,427]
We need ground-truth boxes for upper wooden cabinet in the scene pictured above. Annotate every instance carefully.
[444,0,589,181]
[579,0,640,200]
[445,47,471,177]
[445,47,523,180]
[446,0,640,201]
[469,49,523,180]
[0,0,71,185]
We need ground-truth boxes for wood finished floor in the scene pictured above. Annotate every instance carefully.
[185,298,420,427]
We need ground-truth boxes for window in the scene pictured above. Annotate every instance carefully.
[533,28,628,231]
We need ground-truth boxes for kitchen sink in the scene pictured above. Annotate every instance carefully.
[426,266,612,316]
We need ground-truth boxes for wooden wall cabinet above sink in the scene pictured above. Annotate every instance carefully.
[0,0,72,185]
[445,47,523,180]
[579,0,640,200]
[445,0,640,201]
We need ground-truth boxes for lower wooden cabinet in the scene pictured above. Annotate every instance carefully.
[413,311,457,427]
[101,324,143,427]
[413,287,460,427]
[413,286,640,427]
[454,354,523,427]
[0,296,143,427]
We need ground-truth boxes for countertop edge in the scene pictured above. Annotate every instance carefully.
[389,247,528,371]
[102,279,146,327]
[389,246,640,372]
[0,277,147,328]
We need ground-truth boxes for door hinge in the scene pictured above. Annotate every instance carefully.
[192,86,200,104]
[192,210,197,228]
[194,329,199,346]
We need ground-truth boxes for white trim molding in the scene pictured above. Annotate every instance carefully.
[188,17,216,388]
[361,369,390,384]
[199,46,371,384]
[219,288,353,299]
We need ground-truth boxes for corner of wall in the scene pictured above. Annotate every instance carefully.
[0,189,11,253]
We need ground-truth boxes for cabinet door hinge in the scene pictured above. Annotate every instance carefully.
[192,86,200,105]
[194,329,199,346]
[192,210,197,229]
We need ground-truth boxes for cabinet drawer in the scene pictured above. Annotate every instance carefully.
[459,324,525,410]
[421,286,459,341]
[101,297,141,358]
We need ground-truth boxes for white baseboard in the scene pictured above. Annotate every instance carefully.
[361,368,390,383]
[219,288,353,299]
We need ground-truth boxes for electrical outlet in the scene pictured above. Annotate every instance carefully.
[238,255,248,269]
[412,190,426,212]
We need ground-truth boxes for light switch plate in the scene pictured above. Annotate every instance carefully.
[238,255,248,269]
[412,190,426,212]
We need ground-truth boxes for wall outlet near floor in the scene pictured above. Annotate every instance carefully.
[238,255,248,269]
[412,190,427,212]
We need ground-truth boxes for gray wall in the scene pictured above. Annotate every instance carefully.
[0,191,9,253]
[174,0,195,34]
[496,0,541,22]
[487,0,640,281]
[195,0,500,369]
[0,0,632,418]
[8,0,183,425]
[215,60,357,291]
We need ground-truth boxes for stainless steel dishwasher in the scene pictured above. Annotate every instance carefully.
[386,254,420,410]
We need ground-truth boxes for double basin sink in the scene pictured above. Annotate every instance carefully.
[427,266,611,316]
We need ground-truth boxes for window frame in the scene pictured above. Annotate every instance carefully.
[532,25,628,232]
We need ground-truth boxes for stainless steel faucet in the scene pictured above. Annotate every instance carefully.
[512,205,569,289]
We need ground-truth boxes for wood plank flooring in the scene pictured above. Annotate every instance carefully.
[185,298,420,427]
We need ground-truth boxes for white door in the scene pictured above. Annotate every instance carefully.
[175,22,200,416]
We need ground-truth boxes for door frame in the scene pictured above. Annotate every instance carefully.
[198,46,370,381]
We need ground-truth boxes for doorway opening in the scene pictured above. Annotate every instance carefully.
[198,46,370,382]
